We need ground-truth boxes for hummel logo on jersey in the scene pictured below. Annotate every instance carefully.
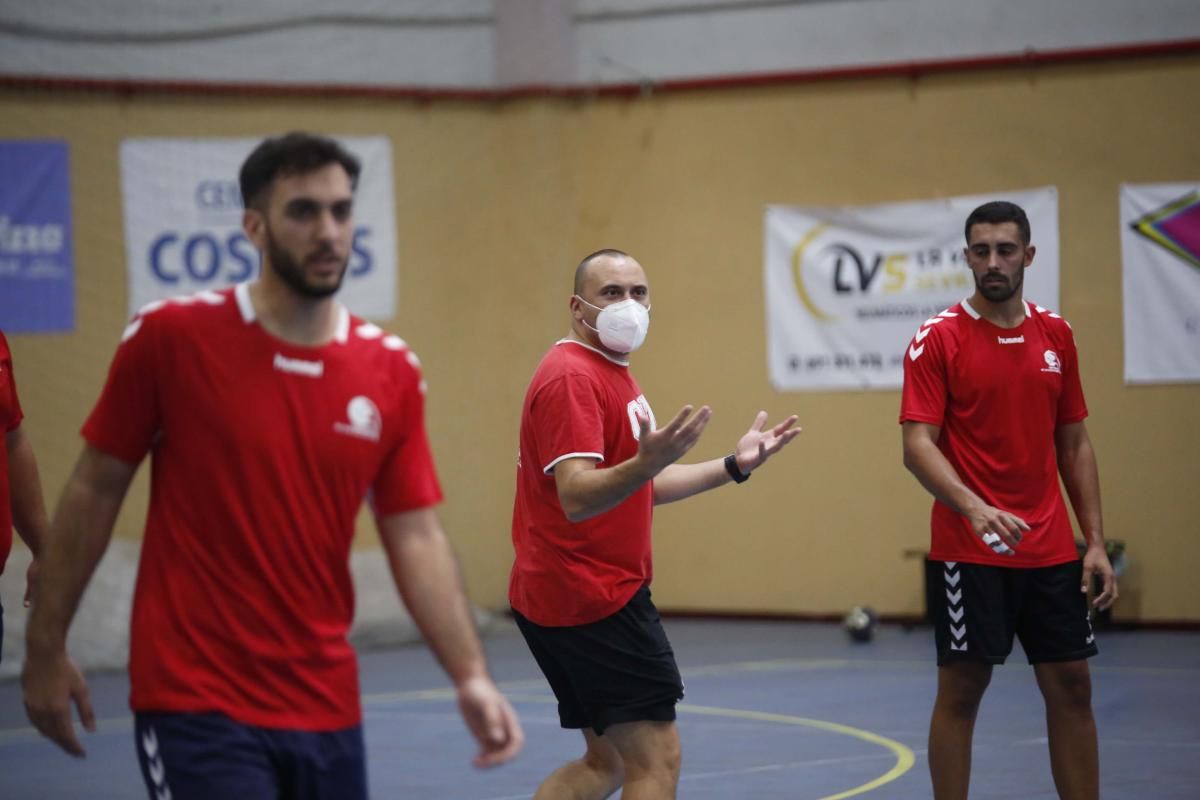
[997,335,1024,344]
[273,353,324,378]
[334,396,381,442]
[1041,350,1062,374]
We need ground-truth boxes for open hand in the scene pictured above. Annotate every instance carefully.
[732,411,801,475]
[636,404,712,474]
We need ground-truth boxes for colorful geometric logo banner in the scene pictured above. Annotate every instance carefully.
[1120,183,1200,384]
[1129,190,1200,271]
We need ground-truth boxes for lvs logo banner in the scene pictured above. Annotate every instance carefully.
[764,188,1060,391]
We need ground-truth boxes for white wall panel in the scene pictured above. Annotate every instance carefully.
[576,0,1200,84]
[0,0,1197,91]
[0,0,495,86]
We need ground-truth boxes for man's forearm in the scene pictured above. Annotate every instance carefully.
[652,459,730,505]
[556,456,657,522]
[1058,439,1105,549]
[26,460,128,651]
[6,428,48,556]
[381,519,488,685]
[903,438,985,518]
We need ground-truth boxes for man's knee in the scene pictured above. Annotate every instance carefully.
[936,662,992,716]
[582,732,625,786]
[1036,661,1093,712]
[605,720,681,780]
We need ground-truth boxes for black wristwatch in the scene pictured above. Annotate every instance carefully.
[724,454,750,484]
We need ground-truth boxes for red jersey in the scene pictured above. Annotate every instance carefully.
[0,331,23,573]
[83,284,442,731]
[509,340,655,626]
[899,299,1087,567]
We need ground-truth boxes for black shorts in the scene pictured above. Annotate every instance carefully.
[134,712,366,800]
[927,559,1098,666]
[513,584,684,735]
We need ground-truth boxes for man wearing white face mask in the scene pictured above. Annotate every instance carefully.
[509,249,802,800]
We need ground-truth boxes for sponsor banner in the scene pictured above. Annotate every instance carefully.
[120,137,397,319]
[1120,183,1200,384]
[0,140,75,333]
[764,188,1059,391]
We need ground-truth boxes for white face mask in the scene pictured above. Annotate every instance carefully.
[576,296,651,354]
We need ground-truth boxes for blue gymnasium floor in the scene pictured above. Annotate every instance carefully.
[1,618,1198,799]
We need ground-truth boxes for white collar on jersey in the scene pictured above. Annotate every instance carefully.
[235,282,350,344]
[960,297,1031,320]
[555,338,630,367]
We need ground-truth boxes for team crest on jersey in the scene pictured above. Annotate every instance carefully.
[334,396,382,442]
[1041,350,1062,374]
[626,395,656,440]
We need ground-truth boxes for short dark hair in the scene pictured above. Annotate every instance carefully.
[574,248,630,294]
[964,201,1031,245]
[239,132,361,211]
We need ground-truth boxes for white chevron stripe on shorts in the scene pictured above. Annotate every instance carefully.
[944,562,967,652]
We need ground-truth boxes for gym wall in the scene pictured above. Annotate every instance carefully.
[1,51,1197,632]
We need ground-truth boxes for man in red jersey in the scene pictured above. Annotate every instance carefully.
[900,201,1117,800]
[23,133,523,798]
[510,249,801,800]
[0,330,49,654]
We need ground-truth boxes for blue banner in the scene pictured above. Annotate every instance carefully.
[0,140,75,333]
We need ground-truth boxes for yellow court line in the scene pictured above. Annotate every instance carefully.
[679,704,915,800]
[476,694,915,800]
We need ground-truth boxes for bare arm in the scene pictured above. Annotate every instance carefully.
[1055,421,1117,610]
[23,445,139,757]
[554,404,711,522]
[653,411,801,505]
[652,459,730,505]
[6,426,49,604]
[901,421,1028,554]
[377,507,523,768]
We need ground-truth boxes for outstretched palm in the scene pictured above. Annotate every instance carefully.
[733,411,802,474]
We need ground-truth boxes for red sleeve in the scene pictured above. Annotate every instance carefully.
[0,332,22,433]
[1056,325,1088,425]
[371,356,443,516]
[80,311,163,464]
[899,321,950,426]
[530,373,605,473]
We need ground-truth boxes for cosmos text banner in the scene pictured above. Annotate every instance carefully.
[120,136,397,320]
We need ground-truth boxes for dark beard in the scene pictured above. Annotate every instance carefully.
[977,268,1024,303]
[265,232,347,300]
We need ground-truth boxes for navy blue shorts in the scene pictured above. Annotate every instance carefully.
[513,583,684,735]
[928,559,1099,666]
[134,712,367,800]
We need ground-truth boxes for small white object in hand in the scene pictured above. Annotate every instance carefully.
[982,531,1014,556]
